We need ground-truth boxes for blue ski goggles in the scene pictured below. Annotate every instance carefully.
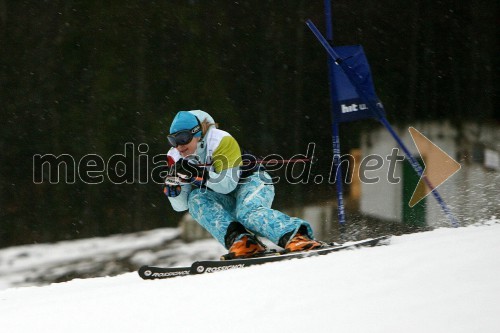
[167,124,201,147]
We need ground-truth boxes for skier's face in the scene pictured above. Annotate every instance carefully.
[176,136,199,157]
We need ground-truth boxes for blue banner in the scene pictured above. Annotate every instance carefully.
[331,45,385,123]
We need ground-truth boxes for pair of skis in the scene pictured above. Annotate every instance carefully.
[138,235,391,280]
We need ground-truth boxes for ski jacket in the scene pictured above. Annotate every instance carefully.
[167,110,242,212]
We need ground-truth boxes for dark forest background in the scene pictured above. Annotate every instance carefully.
[0,1,497,247]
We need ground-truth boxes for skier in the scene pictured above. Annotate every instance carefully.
[164,110,323,259]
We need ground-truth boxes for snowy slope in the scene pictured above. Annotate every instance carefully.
[0,228,224,289]
[0,220,499,333]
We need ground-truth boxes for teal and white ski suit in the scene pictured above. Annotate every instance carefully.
[167,110,313,248]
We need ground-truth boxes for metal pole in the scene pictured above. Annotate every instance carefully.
[324,0,346,225]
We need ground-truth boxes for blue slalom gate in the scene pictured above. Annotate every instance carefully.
[310,1,458,227]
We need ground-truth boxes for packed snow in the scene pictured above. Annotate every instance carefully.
[0,218,499,333]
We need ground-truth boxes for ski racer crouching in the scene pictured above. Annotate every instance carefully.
[164,110,324,259]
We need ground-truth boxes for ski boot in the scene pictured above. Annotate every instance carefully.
[221,234,268,260]
[280,227,324,253]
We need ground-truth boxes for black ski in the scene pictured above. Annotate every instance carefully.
[138,235,391,280]
[138,265,191,280]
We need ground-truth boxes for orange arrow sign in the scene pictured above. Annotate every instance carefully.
[408,127,461,207]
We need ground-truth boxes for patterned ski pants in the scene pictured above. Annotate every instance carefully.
[188,172,313,249]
